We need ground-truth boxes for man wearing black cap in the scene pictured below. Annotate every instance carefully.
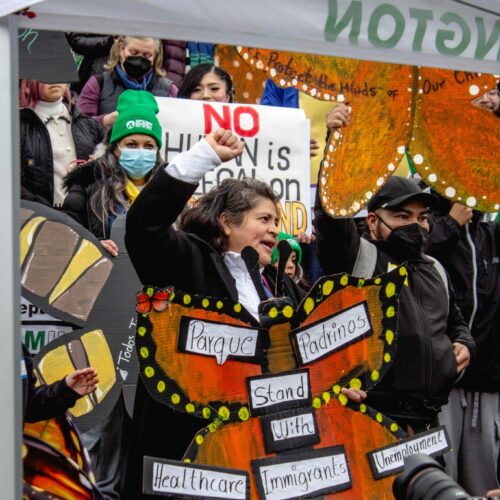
[314,175,475,433]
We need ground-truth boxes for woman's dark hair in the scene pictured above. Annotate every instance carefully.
[89,142,163,224]
[178,64,234,102]
[179,178,279,252]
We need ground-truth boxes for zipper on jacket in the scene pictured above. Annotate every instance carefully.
[410,263,433,398]
[465,224,478,329]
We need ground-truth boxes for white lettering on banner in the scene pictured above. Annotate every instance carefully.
[156,98,311,235]
[270,412,316,441]
[253,447,351,499]
[183,319,259,365]
[368,427,450,478]
[248,371,310,413]
[292,302,372,364]
[148,460,247,499]
[324,0,500,66]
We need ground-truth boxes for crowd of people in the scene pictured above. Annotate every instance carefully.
[20,33,500,499]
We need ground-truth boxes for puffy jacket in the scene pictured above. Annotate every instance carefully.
[97,70,174,116]
[314,201,475,424]
[20,106,104,206]
[426,214,500,391]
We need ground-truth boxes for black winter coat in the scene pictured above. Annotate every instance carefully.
[62,159,111,239]
[314,201,475,425]
[20,106,104,207]
[65,33,114,93]
[123,168,305,499]
[426,214,500,391]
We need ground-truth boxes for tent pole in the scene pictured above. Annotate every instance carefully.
[0,13,22,499]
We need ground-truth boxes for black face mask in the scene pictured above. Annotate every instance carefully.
[123,56,152,80]
[376,216,428,261]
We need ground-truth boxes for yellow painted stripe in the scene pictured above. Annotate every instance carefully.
[19,216,46,267]
[48,239,103,304]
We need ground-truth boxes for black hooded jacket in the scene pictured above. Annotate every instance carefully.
[20,106,104,207]
[314,199,475,424]
[426,213,500,392]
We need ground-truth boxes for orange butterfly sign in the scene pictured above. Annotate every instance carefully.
[234,47,413,217]
[136,268,412,498]
[410,68,499,212]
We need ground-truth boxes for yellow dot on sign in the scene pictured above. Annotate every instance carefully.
[157,380,165,393]
[390,423,399,432]
[184,458,191,463]
[386,282,396,298]
[386,306,395,318]
[399,266,407,276]
[208,423,216,432]
[322,392,331,404]
[304,297,315,314]
[385,330,395,345]
[374,278,381,285]
[170,291,175,300]
[186,403,195,413]
[144,366,154,378]
[140,347,149,359]
[360,404,367,413]
[146,287,154,297]
[338,394,348,406]
[218,406,230,420]
[216,301,223,309]
[357,279,365,288]
[238,407,250,421]
[376,412,383,423]
[282,305,293,318]
[371,370,380,382]
[171,393,180,404]
[202,407,211,419]
[195,435,204,445]
[323,280,334,296]
[269,307,278,318]
[183,294,191,305]
[312,397,322,409]
[384,353,391,363]
[349,378,362,390]
[138,326,146,336]
[234,303,242,313]
[340,275,348,286]
[332,384,341,395]
[202,298,209,308]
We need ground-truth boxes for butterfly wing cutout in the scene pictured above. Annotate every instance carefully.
[409,68,499,212]
[23,415,98,499]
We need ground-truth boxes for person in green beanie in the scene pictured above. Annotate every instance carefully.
[271,232,309,289]
[62,89,164,256]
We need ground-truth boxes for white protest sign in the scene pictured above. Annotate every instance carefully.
[156,97,311,235]
[367,426,451,479]
[252,446,352,499]
[178,317,260,365]
[292,302,373,365]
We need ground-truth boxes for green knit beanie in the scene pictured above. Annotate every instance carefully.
[109,90,163,147]
[271,232,302,265]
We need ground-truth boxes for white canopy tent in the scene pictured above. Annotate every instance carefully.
[1,0,499,496]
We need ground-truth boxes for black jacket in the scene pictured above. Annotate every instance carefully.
[65,33,114,93]
[314,203,475,424]
[123,167,305,499]
[62,159,111,239]
[23,346,80,423]
[426,214,500,391]
[20,106,104,207]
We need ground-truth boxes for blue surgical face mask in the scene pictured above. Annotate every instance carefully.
[118,147,157,180]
